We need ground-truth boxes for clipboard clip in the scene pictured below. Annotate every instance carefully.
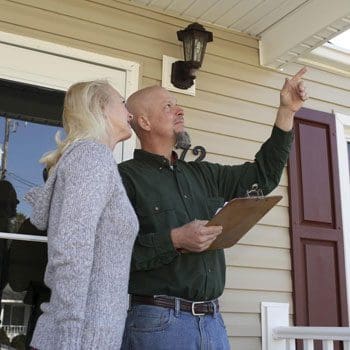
[246,183,264,198]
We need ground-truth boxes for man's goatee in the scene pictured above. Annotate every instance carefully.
[175,131,191,149]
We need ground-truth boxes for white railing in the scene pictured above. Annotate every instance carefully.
[261,302,350,350]
[1,325,27,340]
[0,231,47,242]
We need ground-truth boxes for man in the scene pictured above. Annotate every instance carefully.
[119,68,308,349]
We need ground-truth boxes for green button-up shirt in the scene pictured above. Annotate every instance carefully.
[118,126,293,301]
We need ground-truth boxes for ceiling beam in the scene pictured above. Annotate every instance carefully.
[259,0,350,69]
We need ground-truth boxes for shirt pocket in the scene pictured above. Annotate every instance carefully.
[135,199,177,234]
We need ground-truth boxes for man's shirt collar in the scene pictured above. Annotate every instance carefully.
[134,149,179,167]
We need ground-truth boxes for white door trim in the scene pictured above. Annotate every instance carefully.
[0,31,139,96]
[335,112,350,318]
[0,31,140,161]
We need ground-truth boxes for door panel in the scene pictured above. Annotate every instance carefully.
[299,122,334,225]
[305,240,340,325]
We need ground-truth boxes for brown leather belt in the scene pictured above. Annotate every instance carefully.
[130,294,219,316]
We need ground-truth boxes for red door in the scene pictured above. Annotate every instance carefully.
[288,108,348,349]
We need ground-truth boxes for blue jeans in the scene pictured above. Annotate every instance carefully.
[121,300,230,350]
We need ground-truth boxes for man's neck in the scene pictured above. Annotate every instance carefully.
[141,141,173,162]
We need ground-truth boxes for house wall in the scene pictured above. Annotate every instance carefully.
[1,0,350,348]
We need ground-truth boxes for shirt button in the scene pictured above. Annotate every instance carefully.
[184,194,188,199]
[154,206,159,211]
[208,269,211,273]
[159,167,162,170]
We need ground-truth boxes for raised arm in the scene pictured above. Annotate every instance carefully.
[276,67,308,131]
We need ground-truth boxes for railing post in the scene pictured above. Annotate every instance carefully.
[261,302,290,350]
[286,338,296,350]
[322,340,334,350]
[303,339,314,350]
[344,341,350,350]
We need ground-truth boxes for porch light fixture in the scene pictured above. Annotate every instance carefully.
[171,22,213,90]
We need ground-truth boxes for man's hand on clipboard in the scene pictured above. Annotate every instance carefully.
[206,195,282,250]
[171,219,223,253]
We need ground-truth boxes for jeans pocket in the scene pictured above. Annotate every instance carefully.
[217,313,227,330]
[130,305,173,332]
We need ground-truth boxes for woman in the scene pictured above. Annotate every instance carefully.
[25,80,138,349]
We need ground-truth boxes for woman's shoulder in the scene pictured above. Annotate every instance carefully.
[60,140,115,175]
[66,139,112,161]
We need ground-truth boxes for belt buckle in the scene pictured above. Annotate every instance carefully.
[191,301,206,316]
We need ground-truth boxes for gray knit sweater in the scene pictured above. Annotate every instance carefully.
[25,140,138,350]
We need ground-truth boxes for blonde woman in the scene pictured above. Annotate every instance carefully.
[26,80,138,350]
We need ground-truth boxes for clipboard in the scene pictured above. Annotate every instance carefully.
[206,192,282,250]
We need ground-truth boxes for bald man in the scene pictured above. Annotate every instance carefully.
[119,68,308,350]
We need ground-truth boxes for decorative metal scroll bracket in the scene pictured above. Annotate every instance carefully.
[246,183,264,198]
[176,145,207,162]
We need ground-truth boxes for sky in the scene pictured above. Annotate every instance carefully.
[330,29,350,51]
[0,116,63,217]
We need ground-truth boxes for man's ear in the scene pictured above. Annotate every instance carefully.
[137,115,151,131]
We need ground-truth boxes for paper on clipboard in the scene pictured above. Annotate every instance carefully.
[206,195,282,250]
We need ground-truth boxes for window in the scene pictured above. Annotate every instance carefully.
[2,303,28,328]
[336,113,350,314]
[3,304,12,325]
[348,142,350,175]
[0,80,63,348]
[0,117,63,216]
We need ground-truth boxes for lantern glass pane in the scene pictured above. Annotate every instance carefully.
[193,38,204,63]
[199,42,208,65]
[183,36,193,61]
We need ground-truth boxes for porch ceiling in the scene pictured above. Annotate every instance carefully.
[130,0,309,36]
[129,0,350,71]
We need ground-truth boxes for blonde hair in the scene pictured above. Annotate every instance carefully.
[40,80,114,171]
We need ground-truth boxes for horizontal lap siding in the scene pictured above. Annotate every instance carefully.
[1,1,349,349]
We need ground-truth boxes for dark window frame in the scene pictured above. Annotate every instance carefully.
[0,78,64,126]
